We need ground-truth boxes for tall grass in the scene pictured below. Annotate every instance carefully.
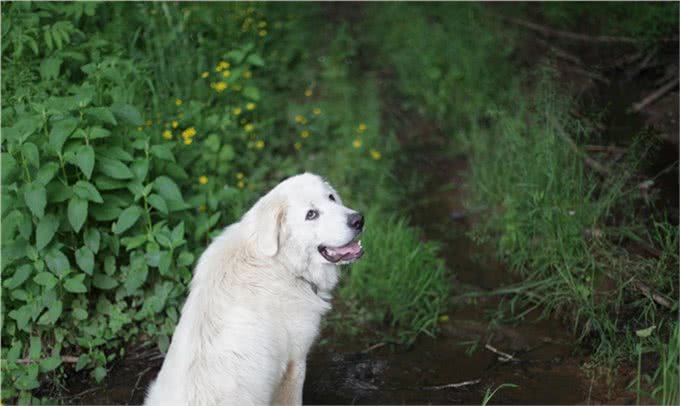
[340,210,449,344]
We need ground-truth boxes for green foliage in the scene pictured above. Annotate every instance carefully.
[1,2,442,402]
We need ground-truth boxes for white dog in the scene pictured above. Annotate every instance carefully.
[144,173,364,406]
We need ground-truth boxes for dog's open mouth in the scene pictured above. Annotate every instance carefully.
[318,238,364,264]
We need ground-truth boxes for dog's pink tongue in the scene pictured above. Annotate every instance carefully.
[332,242,361,256]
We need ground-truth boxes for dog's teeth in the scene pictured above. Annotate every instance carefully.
[358,240,362,247]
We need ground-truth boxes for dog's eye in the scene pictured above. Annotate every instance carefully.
[305,209,319,221]
[329,194,335,202]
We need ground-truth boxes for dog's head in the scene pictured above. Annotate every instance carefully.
[246,173,364,266]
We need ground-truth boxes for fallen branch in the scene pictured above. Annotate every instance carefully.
[558,64,610,85]
[535,37,582,65]
[424,379,481,390]
[503,17,640,44]
[630,77,679,112]
[16,355,79,364]
[484,344,519,362]
[632,280,673,310]
[584,145,626,154]
[362,342,386,353]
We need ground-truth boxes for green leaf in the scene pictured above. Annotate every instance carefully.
[40,56,63,80]
[84,228,100,253]
[34,272,58,289]
[90,201,122,221]
[74,145,95,179]
[64,274,87,293]
[75,246,94,274]
[124,263,148,294]
[24,182,47,218]
[45,248,70,277]
[67,196,88,232]
[93,273,118,290]
[113,206,141,235]
[47,180,73,203]
[89,126,111,139]
[177,251,195,267]
[72,307,88,320]
[153,176,183,202]
[97,156,133,179]
[73,180,103,203]
[93,366,107,383]
[636,325,656,338]
[9,305,32,331]
[84,107,117,125]
[49,118,78,153]
[38,300,62,325]
[40,355,62,372]
[5,265,33,289]
[111,103,143,126]
[246,53,265,66]
[147,193,168,214]
[36,214,60,250]
[150,145,175,162]
[243,86,260,101]
[21,142,39,167]
[7,341,23,363]
[131,160,149,180]
[36,162,60,185]
[29,336,42,360]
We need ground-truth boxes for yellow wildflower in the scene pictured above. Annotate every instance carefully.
[246,102,256,111]
[438,315,449,323]
[259,30,267,37]
[244,123,254,133]
[243,70,252,79]
[201,71,209,79]
[172,120,179,129]
[183,137,193,145]
[162,130,173,140]
[145,119,153,127]
[216,61,230,72]
[313,107,321,115]
[258,21,267,28]
[175,98,183,106]
[294,115,307,124]
[237,180,245,189]
[211,82,228,92]
[233,107,242,116]
[255,140,265,149]
[198,175,208,185]
[294,142,301,150]
[236,172,244,180]
[300,130,310,139]
[182,127,197,138]
[137,127,143,132]
[222,70,231,78]
[304,88,312,97]
[370,149,382,160]
[352,138,362,149]
[357,123,367,133]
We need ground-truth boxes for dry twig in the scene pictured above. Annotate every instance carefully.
[484,343,519,362]
[630,77,679,112]
[17,355,79,364]
[424,379,481,390]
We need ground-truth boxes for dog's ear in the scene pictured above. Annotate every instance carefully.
[251,195,285,257]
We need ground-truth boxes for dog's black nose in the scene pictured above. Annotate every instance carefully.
[348,213,364,231]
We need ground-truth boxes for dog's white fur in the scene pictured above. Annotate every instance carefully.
[145,173,360,406]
